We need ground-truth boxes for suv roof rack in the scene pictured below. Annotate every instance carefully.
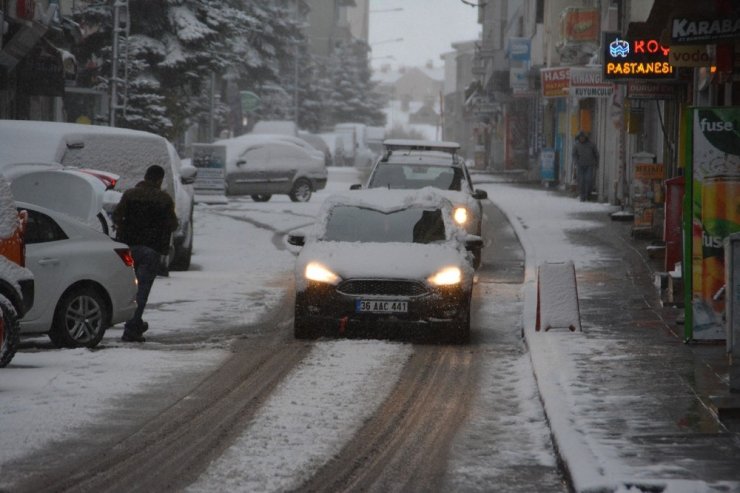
[381,139,462,163]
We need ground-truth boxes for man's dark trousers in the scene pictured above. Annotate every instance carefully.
[124,245,160,335]
[578,164,595,201]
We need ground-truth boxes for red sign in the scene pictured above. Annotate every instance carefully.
[15,0,35,20]
[561,8,600,43]
[541,67,570,98]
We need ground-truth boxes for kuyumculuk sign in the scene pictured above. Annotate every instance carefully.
[687,108,740,340]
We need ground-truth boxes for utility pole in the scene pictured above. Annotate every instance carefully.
[294,42,299,126]
[109,0,130,127]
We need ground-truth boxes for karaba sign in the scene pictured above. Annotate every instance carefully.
[672,15,740,44]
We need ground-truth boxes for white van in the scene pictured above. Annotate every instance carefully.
[334,122,377,168]
[0,120,197,270]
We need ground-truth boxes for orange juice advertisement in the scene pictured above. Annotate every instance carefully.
[691,108,740,340]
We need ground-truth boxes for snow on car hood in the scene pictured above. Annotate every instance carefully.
[295,241,473,291]
[434,189,480,211]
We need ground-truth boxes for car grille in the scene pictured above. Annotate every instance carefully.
[337,279,427,297]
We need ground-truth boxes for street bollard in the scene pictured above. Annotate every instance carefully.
[536,261,582,332]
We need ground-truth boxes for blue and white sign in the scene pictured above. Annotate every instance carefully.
[508,37,531,62]
[540,148,556,182]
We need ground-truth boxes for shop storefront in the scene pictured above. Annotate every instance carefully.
[539,66,613,198]
[0,1,80,121]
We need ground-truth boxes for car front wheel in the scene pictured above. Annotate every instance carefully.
[50,287,109,348]
[0,295,19,368]
[170,209,193,271]
[289,179,312,202]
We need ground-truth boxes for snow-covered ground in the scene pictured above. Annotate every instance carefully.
[1,169,730,492]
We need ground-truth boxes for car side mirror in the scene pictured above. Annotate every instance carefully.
[464,234,484,251]
[236,159,246,166]
[350,184,362,190]
[180,164,198,185]
[473,189,488,200]
[287,232,306,247]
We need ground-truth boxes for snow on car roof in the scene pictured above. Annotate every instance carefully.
[382,152,459,166]
[0,120,164,166]
[0,120,173,193]
[214,133,316,163]
[383,139,460,153]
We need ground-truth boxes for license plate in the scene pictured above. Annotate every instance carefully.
[356,299,408,313]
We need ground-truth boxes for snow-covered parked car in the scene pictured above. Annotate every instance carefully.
[287,188,482,343]
[0,120,197,270]
[216,133,328,202]
[0,175,34,368]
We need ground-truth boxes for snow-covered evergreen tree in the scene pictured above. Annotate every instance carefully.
[321,39,386,128]
[70,1,384,139]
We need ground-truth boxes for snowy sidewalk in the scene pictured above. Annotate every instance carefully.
[480,182,740,493]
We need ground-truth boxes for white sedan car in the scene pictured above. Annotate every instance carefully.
[287,188,482,343]
[18,200,137,348]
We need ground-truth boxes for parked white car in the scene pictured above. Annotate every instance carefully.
[0,120,197,270]
[216,134,328,202]
[18,199,137,348]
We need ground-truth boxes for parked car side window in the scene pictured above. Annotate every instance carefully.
[270,143,306,168]
[20,209,68,244]
[239,146,269,166]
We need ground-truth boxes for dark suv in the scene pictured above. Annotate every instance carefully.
[353,139,488,267]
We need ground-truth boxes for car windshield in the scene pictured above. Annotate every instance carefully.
[323,205,446,244]
[368,164,463,191]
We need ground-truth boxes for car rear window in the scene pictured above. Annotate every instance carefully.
[369,164,462,191]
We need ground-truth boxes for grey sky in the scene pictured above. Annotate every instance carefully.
[368,0,480,69]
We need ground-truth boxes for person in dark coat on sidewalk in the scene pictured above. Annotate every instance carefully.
[113,165,178,342]
[572,131,599,202]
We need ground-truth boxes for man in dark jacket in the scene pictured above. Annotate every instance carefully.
[113,165,178,342]
[572,131,599,202]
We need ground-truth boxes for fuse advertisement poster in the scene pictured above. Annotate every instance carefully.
[686,107,740,340]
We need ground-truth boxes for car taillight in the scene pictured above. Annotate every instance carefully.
[115,248,134,267]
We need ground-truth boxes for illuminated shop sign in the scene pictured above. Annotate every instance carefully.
[603,32,675,80]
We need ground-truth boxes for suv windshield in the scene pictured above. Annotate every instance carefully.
[368,164,463,191]
[323,206,446,244]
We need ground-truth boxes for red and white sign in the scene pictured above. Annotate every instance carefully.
[541,67,570,98]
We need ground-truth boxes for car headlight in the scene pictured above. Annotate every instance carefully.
[305,262,340,284]
[453,207,468,225]
[428,266,462,286]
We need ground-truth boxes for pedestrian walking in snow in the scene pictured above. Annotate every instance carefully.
[113,165,178,342]
[572,131,599,202]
